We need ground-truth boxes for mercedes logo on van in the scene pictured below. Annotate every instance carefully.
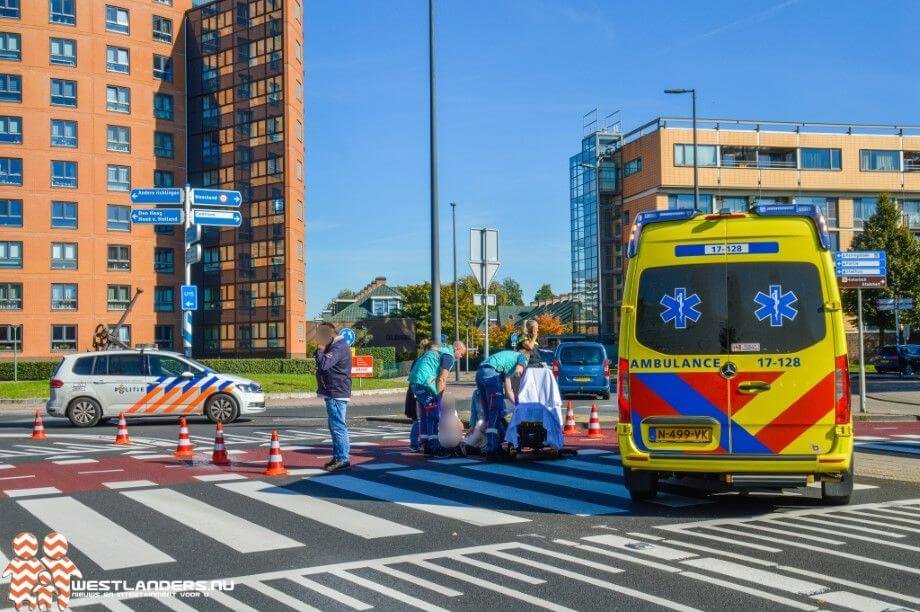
[720,362,738,379]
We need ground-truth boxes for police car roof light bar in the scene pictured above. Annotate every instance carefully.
[626,209,700,258]
[751,204,831,250]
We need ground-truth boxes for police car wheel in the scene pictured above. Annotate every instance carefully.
[821,460,854,506]
[205,393,239,424]
[624,467,658,500]
[67,398,102,428]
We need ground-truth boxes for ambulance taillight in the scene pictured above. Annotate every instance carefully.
[617,358,630,423]
[552,359,559,378]
[835,355,850,424]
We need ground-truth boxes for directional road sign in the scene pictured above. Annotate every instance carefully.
[190,188,242,207]
[130,188,183,205]
[130,208,184,225]
[185,244,202,265]
[185,224,202,244]
[180,285,198,311]
[835,251,887,288]
[192,209,242,227]
[510,333,519,347]
[878,298,914,311]
[341,328,356,347]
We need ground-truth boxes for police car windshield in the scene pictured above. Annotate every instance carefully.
[636,262,826,355]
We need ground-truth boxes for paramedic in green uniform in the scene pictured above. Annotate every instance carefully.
[407,340,466,455]
[476,343,530,456]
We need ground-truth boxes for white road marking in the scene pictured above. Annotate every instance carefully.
[893,434,920,439]
[0,474,34,481]
[671,527,783,553]
[396,469,624,516]
[851,509,920,526]
[157,596,199,612]
[314,474,528,526]
[4,487,61,498]
[429,457,478,465]
[829,512,920,534]
[78,469,124,475]
[554,457,622,475]
[333,569,451,612]
[103,480,158,490]
[193,473,247,482]
[246,581,323,612]
[571,449,612,455]
[287,575,373,611]
[218,480,421,539]
[131,454,173,459]
[356,462,407,470]
[814,590,906,611]
[680,557,827,596]
[555,538,681,573]
[286,468,326,476]
[369,563,463,597]
[52,458,98,465]
[202,591,260,612]
[0,464,13,469]
[17,496,174,569]
[121,488,303,553]
[805,482,877,490]
[450,554,545,584]
[680,571,819,610]
[582,534,697,561]
[736,522,845,545]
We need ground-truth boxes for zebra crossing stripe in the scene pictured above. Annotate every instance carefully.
[680,557,827,596]
[395,469,624,516]
[554,457,624,476]
[581,535,696,561]
[17,496,174,570]
[202,590,260,612]
[217,480,421,539]
[286,575,373,611]
[120,488,303,553]
[313,474,529,526]
[331,569,453,612]
[679,571,819,611]
[157,595,199,612]
[369,564,463,597]
[246,580,324,612]
[450,554,545,584]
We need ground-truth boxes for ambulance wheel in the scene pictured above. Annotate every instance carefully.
[205,394,239,424]
[821,461,853,506]
[67,397,102,428]
[624,467,658,501]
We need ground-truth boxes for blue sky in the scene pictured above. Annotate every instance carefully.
[305,0,919,317]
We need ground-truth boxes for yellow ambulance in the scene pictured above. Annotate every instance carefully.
[617,204,853,504]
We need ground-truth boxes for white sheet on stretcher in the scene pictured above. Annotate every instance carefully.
[505,366,565,450]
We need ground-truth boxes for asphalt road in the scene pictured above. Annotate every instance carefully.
[0,411,918,611]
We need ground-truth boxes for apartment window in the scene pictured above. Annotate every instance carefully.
[200,30,218,53]
[153,170,173,187]
[295,1,302,22]
[668,194,714,211]
[757,147,796,169]
[154,247,173,273]
[721,146,757,167]
[0,1,19,19]
[106,125,130,152]
[0,240,20,267]
[51,325,76,351]
[152,15,172,43]
[153,93,173,120]
[49,38,76,66]
[800,147,841,170]
[237,74,250,99]
[50,79,77,106]
[107,165,130,191]
[296,120,303,142]
[153,0,172,5]
[50,201,77,229]
[106,245,130,271]
[0,74,20,101]
[202,136,219,163]
[753,196,790,206]
[267,155,281,175]
[154,286,173,312]
[51,242,77,269]
[108,285,131,310]
[106,204,130,231]
[105,5,129,34]
[49,0,75,26]
[236,2,249,26]
[154,224,173,235]
[51,119,77,147]
[295,41,302,62]
[0,198,18,226]
[674,144,717,167]
[154,325,173,350]
[623,158,641,177]
[296,80,302,102]
[152,55,172,82]
[854,197,878,228]
[905,151,920,172]
[0,283,20,309]
[0,32,19,61]
[0,115,20,143]
[860,149,900,172]
[296,240,303,261]
[106,46,129,74]
[201,67,218,91]
[901,200,920,230]
[297,280,304,301]
[108,325,130,346]
[203,247,219,272]
[154,131,173,158]
[106,86,130,113]
[51,160,77,188]
[794,196,838,227]
[828,232,840,252]
[0,156,21,184]
[51,284,76,310]
[718,196,748,214]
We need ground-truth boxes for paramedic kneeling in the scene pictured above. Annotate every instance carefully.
[407,341,466,455]
[476,344,529,456]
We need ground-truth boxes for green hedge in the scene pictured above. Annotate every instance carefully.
[355,347,396,377]
[0,360,60,381]
[200,359,315,375]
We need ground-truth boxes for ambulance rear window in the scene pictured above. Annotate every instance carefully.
[636,262,826,355]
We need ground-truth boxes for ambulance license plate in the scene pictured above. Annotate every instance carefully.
[574,377,591,382]
[652,427,712,443]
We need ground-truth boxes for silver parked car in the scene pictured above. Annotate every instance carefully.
[46,349,266,427]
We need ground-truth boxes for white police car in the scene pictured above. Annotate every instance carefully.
[46,349,266,427]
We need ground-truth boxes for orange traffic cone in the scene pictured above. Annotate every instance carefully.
[30,410,47,440]
[563,401,578,434]
[211,423,230,466]
[263,430,288,476]
[174,417,194,458]
[113,412,131,445]
[586,403,605,439]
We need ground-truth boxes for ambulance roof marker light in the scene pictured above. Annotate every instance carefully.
[626,209,699,258]
[751,203,831,250]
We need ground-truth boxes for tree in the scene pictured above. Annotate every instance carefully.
[534,284,555,302]
[500,278,524,306]
[336,289,356,299]
[843,193,920,342]
[488,320,517,349]
[534,313,565,337]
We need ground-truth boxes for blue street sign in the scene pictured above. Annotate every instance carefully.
[192,209,242,227]
[185,225,201,244]
[341,327,356,347]
[130,188,183,205]
[441,333,447,345]
[130,208,184,225]
[180,285,198,311]
[510,332,519,347]
[835,251,886,278]
[190,188,242,207]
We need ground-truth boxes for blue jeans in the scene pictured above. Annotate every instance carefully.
[476,367,506,452]
[410,383,440,452]
[410,419,420,450]
[324,398,350,462]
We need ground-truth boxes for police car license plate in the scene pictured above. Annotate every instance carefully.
[652,427,712,443]
[574,376,591,382]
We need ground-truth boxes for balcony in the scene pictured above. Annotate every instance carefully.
[51,299,76,310]
[52,176,77,188]
[0,298,21,310]
[53,135,77,147]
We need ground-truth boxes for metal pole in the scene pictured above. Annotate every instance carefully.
[428,0,442,346]
[12,334,17,382]
[451,201,460,381]
[857,289,867,413]
[183,184,193,358]
[465,326,469,373]
[481,231,489,358]
[894,300,901,346]
[692,89,701,212]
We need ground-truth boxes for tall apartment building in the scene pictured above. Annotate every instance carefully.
[0,0,306,359]
[570,116,920,342]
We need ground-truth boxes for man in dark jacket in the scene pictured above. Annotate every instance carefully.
[314,322,352,471]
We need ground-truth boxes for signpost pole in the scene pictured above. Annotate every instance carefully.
[893,298,901,345]
[481,231,489,359]
[857,288,867,414]
[183,184,193,358]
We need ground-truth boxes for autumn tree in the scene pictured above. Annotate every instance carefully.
[488,320,518,349]
[534,313,565,336]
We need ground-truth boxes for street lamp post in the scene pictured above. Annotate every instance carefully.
[429,0,442,346]
[664,88,701,212]
[451,201,460,380]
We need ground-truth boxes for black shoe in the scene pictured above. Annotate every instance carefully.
[323,459,336,469]
[431,449,451,458]
[324,460,351,472]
